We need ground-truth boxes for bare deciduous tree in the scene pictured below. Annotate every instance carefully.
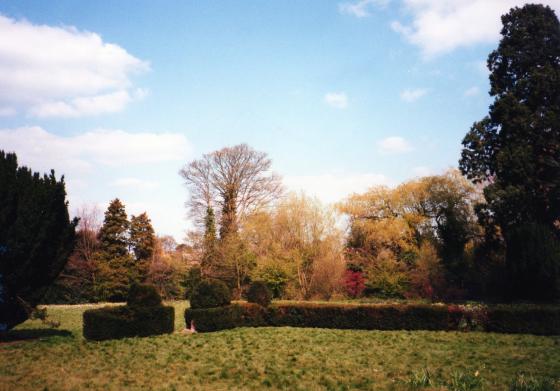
[180,144,283,238]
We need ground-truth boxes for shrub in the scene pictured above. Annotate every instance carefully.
[83,283,174,341]
[189,279,231,309]
[343,270,365,298]
[127,283,162,308]
[246,281,272,307]
[83,305,174,341]
[185,301,560,335]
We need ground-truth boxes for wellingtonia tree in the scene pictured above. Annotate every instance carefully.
[459,4,560,300]
[129,212,156,281]
[0,151,77,330]
[95,198,133,301]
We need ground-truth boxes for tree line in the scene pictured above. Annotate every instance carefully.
[1,3,559,331]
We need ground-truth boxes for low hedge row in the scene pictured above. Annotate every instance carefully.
[185,302,560,335]
[84,305,174,341]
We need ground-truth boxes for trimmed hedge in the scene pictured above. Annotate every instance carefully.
[84,305,174,341]
[185,302,560,335]
[83,284,174,341]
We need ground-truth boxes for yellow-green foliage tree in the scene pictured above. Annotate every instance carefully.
[243,193,345,300]
[339,170,481,299]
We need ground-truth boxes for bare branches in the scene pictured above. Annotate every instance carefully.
[180,144,283,235]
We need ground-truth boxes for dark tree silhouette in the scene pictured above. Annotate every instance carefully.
[0,151,76,330]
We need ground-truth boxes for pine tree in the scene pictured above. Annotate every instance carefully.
[129,212,155,281]
[95,199,133,301]
[0,151,77,330]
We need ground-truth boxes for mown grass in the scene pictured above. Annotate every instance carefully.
[1,301,559,390]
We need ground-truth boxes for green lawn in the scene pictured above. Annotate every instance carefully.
[1,301,559,390]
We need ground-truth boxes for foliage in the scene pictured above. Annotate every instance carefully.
[189,279,232,309]
[186,301,560,335]
[343,270,366,298]
[250,261,290,298]
[129,212,156,280]
[0,151,77,330]
[126,283,162,308]
[83,283,173,341]
[83,305,174,341]
[42,205,101,304]
[184,266,202,300]
[243,193,345,300]
[246,281,272,307]
[459,4,560,300]
[505,223,560,300]
[147,236,188,300]
[339,170,481,300]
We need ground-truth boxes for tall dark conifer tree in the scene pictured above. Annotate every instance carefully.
[0,151,76,330]
[95,198,133,301]
[459,4,560,300]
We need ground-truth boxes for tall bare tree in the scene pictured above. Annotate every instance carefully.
[180,144,283,238]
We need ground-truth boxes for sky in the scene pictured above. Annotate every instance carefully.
[1,0,559,241]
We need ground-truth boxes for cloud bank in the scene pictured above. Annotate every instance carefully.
[0,14,149,117]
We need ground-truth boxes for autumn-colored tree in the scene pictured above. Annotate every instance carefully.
[243,193,345,300]
[338,170,481,299]
[147,236,188,299]
[43,205,101,303]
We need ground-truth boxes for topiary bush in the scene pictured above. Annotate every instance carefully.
[189,279,231,309]
[246,281,272,307]
[127,283,162,308]
[83,283,174,341]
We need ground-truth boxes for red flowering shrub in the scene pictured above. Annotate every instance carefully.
[344,270,365,298]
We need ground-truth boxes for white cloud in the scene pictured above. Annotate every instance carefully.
[0,14,148,117]
[464,86,480,97]
[284,173,390,204]
[338,0,390,17]
[377,136,414,154]
[0,127,191,174]
[111,177,159,190]
[400,88,428,102]
[324,92,348,109]
[391,1,560,58]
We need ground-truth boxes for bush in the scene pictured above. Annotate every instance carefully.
[189,279,231,309]
[246,281,272,307]
[127,284,162,308]
[83,305,174,341]
[185,302,560,334]
[83,283,174,341]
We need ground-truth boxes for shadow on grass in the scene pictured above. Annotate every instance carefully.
[0,328,73,342]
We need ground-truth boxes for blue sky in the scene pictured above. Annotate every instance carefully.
[1,0,558,240]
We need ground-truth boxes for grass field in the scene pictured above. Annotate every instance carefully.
[1,301,559,390]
